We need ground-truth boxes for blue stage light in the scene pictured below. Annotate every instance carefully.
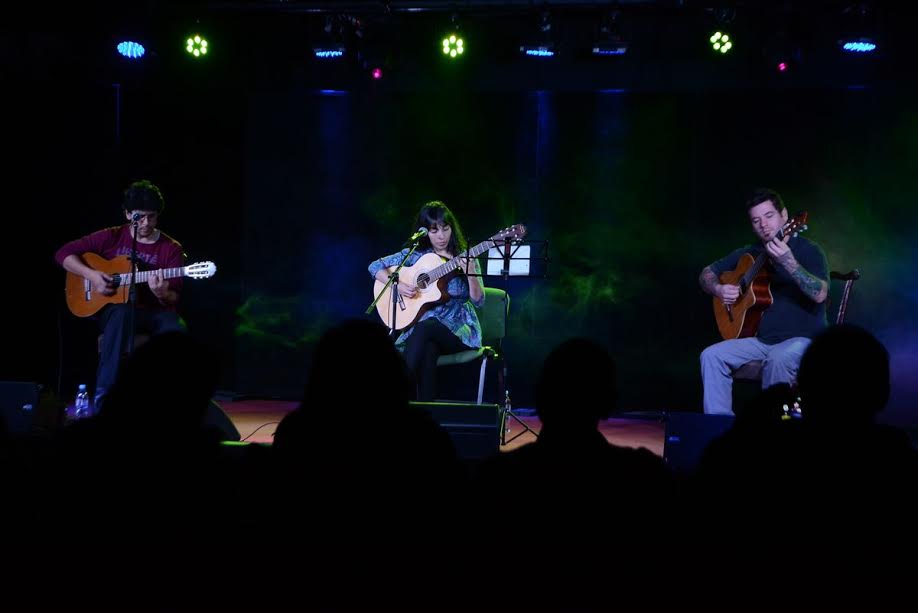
[841,40,876,53]
[116,41,145,59]
[314,47,345,59]
[592,42,628,56]
[521,45,554,58]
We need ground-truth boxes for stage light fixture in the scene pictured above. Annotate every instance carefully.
[521,11,557,58]
[441,12,465,60]
[840,38,877,53]
[710,31,733,54]
[838,4,879,55]
[592,42,628,56]
[593,10,628,56]
[520,44,554,58]
[442,34,464,59]
[185,34,208,58]
[314,47,345,59]
[116,41,145,59]
[762,30,800,75]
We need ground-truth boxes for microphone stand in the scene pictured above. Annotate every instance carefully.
[366,237,423,339]
[125,216,140,358]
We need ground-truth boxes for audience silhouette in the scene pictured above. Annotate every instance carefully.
[53,331,231,540]
[696,324,917,551]
[272,318,464,538]
[474,337,673,539]
[6,317,915,578]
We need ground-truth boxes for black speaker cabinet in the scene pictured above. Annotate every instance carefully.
[663,412,734,474]
[0,381,41,436]
[411,401,500,461]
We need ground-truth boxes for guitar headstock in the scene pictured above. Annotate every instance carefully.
[490,224,528,242]
[187,261,217,279]
[782,212,809,238]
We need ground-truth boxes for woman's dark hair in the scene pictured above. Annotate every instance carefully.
[414,200,467,256]
[122,180,165,213]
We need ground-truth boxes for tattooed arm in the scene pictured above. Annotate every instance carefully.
[766,239,828,303]
[699,266,720,295]
[700,265,741,304]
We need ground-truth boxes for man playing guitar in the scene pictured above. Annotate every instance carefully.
[55,180,186,410]
[699,188,829,416]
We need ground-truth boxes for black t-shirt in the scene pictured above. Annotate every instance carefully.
[710,236,828,344]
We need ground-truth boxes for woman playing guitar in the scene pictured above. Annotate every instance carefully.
[368,200,486,402]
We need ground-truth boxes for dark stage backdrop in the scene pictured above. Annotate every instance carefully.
[237,87,918,423]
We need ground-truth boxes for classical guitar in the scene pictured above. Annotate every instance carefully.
[65,252,217,317]
[713,212,809,340]
[373,224,527,331]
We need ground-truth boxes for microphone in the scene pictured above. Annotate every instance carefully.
[407,227,428,243]
[132,212,142,222]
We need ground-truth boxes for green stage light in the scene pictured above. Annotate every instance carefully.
[710,31,733,54]
[442,34,464,59]
[186,34,209,58]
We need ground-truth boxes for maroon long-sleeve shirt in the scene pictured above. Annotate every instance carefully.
[55,225,184,311]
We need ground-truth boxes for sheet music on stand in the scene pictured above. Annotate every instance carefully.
[456,239,550,280]
[487,239,548,280]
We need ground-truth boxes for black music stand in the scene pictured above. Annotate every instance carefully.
[469,237,549,445]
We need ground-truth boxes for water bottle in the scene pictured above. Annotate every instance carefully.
[74,384,90,420]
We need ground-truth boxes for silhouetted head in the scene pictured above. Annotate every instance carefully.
[302,318,411,413]
[797,324,890,425]
[102,331,219,432]
[536,338,617,432]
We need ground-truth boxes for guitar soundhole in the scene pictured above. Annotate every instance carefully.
[416,274,429,290]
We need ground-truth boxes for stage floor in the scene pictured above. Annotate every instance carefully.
[221,399,665,456]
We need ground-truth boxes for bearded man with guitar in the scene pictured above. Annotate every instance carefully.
[55,180,188,410]
[699,188,829,416]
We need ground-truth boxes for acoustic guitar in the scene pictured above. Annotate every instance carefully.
[713,212,809,339]
[65,252,216,317]
[373,224,527,331]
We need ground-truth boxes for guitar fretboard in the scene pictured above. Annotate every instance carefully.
[427,240,496,282]
[114,267,186,286]
[743,253,770,287]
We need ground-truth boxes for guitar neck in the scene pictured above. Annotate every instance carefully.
[742,253,769,287]
[428,240,493,282]
[118,267,186,286]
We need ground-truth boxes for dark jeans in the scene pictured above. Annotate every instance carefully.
[403,318,470,401]
[95,304,186,409]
